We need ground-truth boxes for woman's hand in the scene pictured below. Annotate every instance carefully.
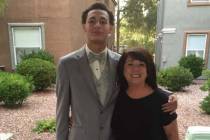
[162,95,177,114]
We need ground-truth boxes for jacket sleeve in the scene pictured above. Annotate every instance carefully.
[56,59,71,140]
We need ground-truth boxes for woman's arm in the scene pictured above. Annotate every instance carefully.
[163,119,179,140]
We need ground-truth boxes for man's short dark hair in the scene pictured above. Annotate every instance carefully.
[81,2,114,25]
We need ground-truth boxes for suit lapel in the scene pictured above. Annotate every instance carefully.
[77,47,103,109]
[104,50,119,106]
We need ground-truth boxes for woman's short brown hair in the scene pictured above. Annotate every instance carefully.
[117,47,157,91]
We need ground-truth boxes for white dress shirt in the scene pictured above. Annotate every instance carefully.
[85,45,107,80]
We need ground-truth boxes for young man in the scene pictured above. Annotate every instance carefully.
[56,2,177,140]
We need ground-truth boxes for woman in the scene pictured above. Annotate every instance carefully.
[111,48,179,140]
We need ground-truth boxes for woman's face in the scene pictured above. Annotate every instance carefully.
[123,57,147,86]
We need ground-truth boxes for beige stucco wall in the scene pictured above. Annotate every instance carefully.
[0,0,116,70]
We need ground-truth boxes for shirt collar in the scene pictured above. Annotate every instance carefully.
[85,44,107,57]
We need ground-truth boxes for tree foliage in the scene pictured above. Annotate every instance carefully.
[123,0,157,33]
[0,0,6,15]
[118,0,157,53]
[119,19,155,53]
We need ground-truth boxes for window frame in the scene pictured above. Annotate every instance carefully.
[8,23,45,69]
[188,0,210,6]
[183,31,210,66]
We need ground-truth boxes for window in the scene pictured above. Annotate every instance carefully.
[188,0,210,6]
[191,0,210,2]
[8,23,45,68]
[185,34,207,59]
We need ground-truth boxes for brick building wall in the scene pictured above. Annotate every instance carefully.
[0,0,116,70]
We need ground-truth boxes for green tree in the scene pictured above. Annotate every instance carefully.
[119,19,155,53]
[0,0,6,15]
[123,0,157,33]
[118,0,157,53]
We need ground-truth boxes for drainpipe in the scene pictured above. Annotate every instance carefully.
[155,0,165,71]
[116,0,120,53]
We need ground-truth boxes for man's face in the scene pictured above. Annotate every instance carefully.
[83,10,113,44]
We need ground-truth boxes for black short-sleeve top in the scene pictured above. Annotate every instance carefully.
[111,88,177,140]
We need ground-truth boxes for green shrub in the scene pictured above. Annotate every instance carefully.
[33,118,56,134]
[200,69,210,114]
[200,69,210,91]
[0,72,32,106]
[200,78,210,91]
[157,66,193,91]
[200,93,210,114]
[21,50,54,63]
[202,69,210,79]
[16,58,56,91]
[179,55,204,78]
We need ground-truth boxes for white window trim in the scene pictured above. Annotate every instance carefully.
[186,49,205,58]
[8,23,45,69]
[191,0,210,2]
[185,33,207,59]
[188,0,210,6]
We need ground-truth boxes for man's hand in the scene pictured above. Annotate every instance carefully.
[162,95,177,114]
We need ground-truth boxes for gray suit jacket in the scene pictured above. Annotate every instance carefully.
[56,46,120,140]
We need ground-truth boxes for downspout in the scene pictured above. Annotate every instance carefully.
[155,0,165,71]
